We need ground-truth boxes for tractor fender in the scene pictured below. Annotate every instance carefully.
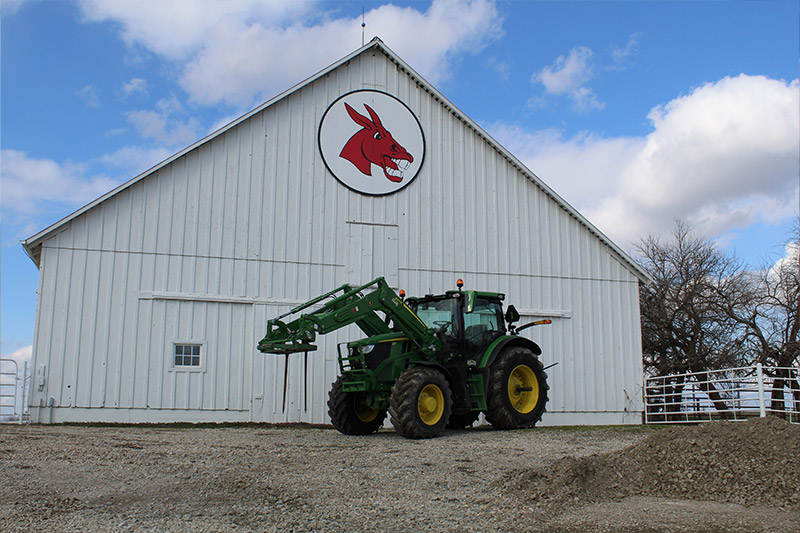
[408,361,459,396]
[480,335,542,369]
[408,361,464,404]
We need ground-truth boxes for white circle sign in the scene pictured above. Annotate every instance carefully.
[319,90,425,195]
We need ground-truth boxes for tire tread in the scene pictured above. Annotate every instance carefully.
[485,347,549,430]
[389,367,452,439]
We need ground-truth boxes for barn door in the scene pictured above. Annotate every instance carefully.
[251,303,340,424]
[345,221,399,287]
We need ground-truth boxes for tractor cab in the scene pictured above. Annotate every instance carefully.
[405,279,514,360]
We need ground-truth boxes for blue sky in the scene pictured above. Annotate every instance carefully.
[2,0,799,366]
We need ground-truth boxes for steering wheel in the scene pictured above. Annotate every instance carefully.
[433,320,452,334]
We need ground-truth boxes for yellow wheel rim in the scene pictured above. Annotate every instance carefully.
[508,365,539,414]
[417,384,445,425]
[354,398,379,423]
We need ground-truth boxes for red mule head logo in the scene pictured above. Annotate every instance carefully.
[339,103,414,183]
[318,90,425,196]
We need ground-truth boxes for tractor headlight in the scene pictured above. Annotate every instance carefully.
[359,344,374,355]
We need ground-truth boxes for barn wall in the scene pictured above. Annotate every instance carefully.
[28,48,643,425]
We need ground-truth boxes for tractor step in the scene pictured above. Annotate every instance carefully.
[468,374,487,411]
[342,380,369,392]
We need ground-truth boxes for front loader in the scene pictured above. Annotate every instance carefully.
[257,277,551,439]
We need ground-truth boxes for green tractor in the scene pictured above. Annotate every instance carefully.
[257,277,551,439]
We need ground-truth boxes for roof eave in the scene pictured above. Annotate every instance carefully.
[21,239,42,269]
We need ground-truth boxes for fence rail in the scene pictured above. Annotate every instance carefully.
[0,359,29,424]
[645,364,800,424]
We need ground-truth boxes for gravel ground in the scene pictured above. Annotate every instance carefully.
[1,420,798,532]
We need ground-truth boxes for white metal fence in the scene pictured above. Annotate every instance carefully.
[645,364,800,424]
[0,359,30,424]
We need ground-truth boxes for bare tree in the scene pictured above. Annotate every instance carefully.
[718,219,800,414]
[637,221,746,418]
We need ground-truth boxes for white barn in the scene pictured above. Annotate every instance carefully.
[22,39,648,426]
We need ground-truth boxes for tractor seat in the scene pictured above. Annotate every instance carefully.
[465,324,489,346]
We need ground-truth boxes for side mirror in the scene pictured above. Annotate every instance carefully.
[505,305,520,324]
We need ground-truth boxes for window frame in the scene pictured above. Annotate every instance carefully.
[170,341,206,372]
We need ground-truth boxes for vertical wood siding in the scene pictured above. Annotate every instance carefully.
[29,49,643,424]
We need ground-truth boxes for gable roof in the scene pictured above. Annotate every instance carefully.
[22,38,650,282]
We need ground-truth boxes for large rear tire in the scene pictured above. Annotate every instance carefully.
[327,375,386,435]
[389,366,452,439]
[485,347,548,430]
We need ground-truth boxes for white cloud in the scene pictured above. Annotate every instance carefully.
[3,345,32,367]
[367,0,502,78]
[769,241,799,282]
[122,77,148,96]
[532,46,603,112]
[0,140,179,248]
[2,146,172,243]
[610,32,642,67]
[535,46,594,93]
[489,124,644,209]
[78,0,314,60]
[75,84,101,108]
[491,74,800,250]
[572,87,604,113]
[96,145,173,174]
[181,0,503,106]
[126,109,201,146]
[0,150,117,215]
[486,56,511,81]
[79,0,502,107]
[125,96,203,146]
[532,36,642,111]
[178,16,353,106]
[593,75,800,243]
[105,127,128,137]
[1,0,33,16]
[209,113,246,135]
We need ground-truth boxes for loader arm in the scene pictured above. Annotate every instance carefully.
[257,277,440,357]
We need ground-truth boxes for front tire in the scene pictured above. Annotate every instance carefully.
[389,367,452,439]
[485,347,548,430]
[327,375,386,435]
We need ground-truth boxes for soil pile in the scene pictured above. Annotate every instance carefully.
[502,416,800,513]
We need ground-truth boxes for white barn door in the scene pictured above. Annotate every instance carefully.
[345,221,399,288]
[250,303,340,424]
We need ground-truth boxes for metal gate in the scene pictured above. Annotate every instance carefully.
[645,364,800,424]
[1,359,26,423]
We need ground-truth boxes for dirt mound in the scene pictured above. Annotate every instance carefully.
[503,417,800,512]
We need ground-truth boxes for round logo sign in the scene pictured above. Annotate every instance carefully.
[318,90,425,195]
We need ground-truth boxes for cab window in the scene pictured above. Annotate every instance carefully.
[464,298,504,349]
[413,297,459,341]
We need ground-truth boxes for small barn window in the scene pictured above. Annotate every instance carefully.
[173,344,201,368]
